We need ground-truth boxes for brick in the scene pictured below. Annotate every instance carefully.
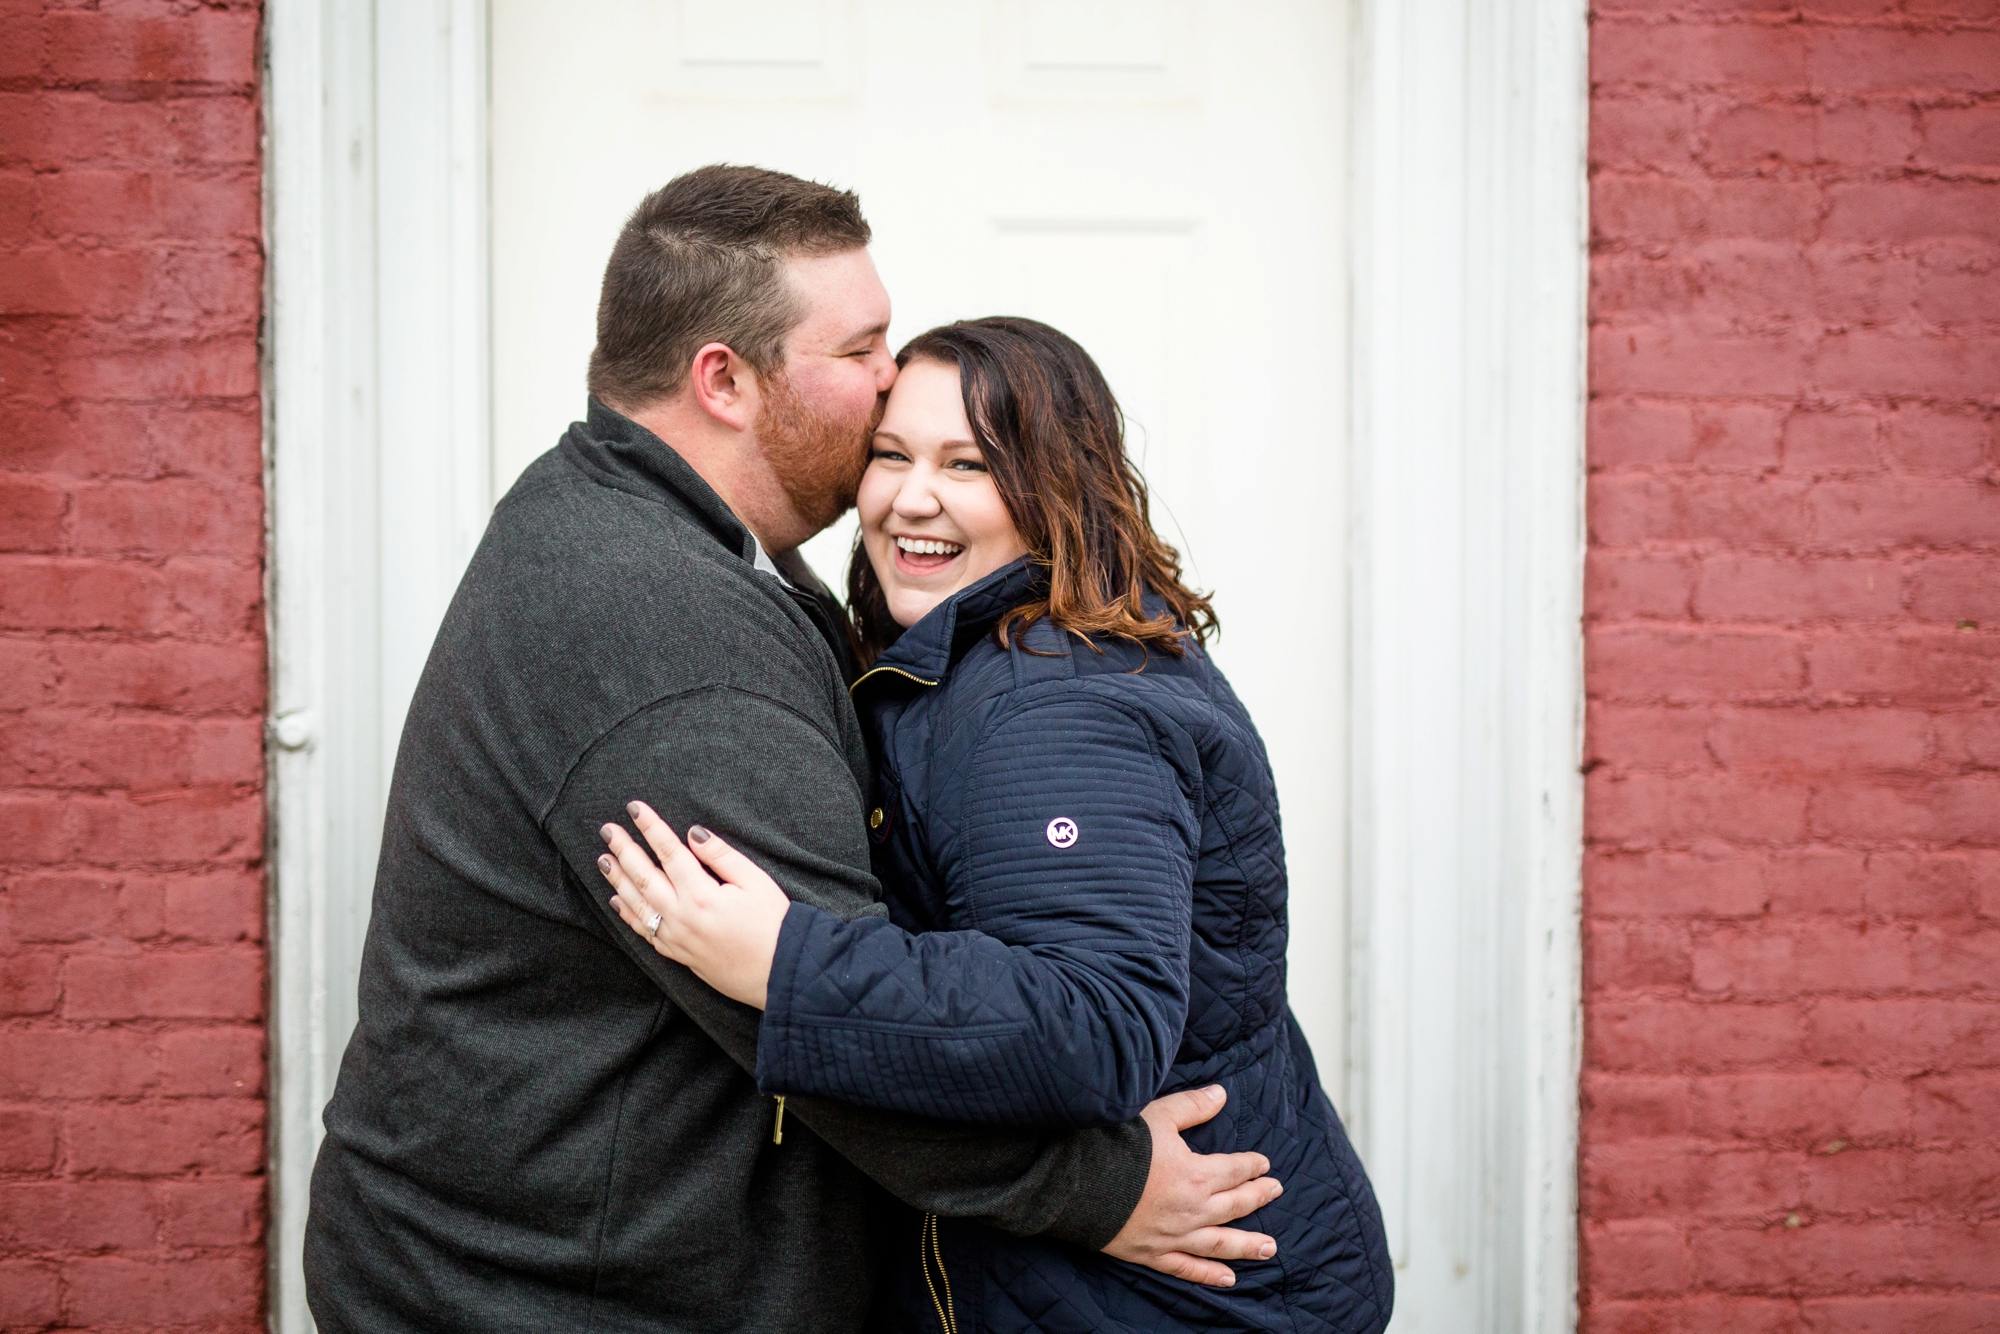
[0,1261,59,1328]
[1589,770,1811,844]
[1700,101,1817,170]
[160,1176,263,1247]
[1807,630,2000,705]
[157,1023,262,1098]
[28,91,259,171]
[1806,998,2000,1070]
[0,1179,158,1252]
[1922,105,2000,172]
[1850,850,1982,918]
[1780,410,1881,476]
[1915,240,2000,327]
[0,554,261,638]
[1592,95,1701,174]
[1881,407,1993,477]
[1593,322,1815,399]
[1799,1295,2000,1334]
[1591,919,1696,990]
[1692,556,1902,625]
[0,714,264,790]
[1691,920,1914,997]
[1824,180,2000,246]
[1583,1072,1694,1140]
[1910,1070,2000,1141]
[1908,926,2000,995]
[5,871,165,942]
[1589,398,1788,471]
[1590,552,1699,620]
[1809,773,2000,842]
[1593,175,1823,247]
[1934,708,2000,766]
[43,10,260,87]
[1591,627,1808,702]
[1812,331,2000,403]
[53,330,260,401]
[1809,28,2000,97]
[0,949,60,1016]
[50,638,266,713]
[1592,19,1808,92]
[63,1254,262,1327]
[1705,706,1932,770]
[1687,1219,1912,1294]
[65,787,264,866]
[1910,556,2000,626]
[35,168,262,243]
[1585,1141,1806,1219]
[1582,1219,1688,1299]
[1814,101,1920,170]
[1689,1072,1912,1146]
[1585,1296,1803,1334]
[70,477,263,556]
[1587,703,1717,769]
[64,1098,262,1177]
[0,473,67,551]
[1591,473,1815,547]
[0,635,58,710]
[1590,999,1809,1072]
[0,1028,154,1099]
[1904,1220,2000,1286]
[162,867,264,943]
[1589,850,1769,918]
[0,1108,60,1174]
[63,948,262,1021]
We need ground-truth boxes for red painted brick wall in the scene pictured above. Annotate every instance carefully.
[0,2,268,1330]
[1585,1,2000,1330]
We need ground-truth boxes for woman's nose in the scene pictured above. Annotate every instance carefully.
[892,474,942,518]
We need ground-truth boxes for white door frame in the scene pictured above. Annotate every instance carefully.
[262,3,1586,1330]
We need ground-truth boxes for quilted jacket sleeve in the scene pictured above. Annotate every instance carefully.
[755,690,1199,1127]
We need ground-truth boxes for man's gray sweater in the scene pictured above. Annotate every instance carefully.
[303,401,1152,1332]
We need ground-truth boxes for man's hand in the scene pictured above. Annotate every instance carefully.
[1102,1085,1282,1287]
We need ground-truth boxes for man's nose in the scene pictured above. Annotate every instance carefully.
[873,349,898,394]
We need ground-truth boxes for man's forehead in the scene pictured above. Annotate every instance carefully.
[786,249,890,341]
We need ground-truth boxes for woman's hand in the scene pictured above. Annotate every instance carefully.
[598,801,791,1009]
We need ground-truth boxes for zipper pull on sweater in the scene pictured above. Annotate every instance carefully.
[772,1096,786,1145]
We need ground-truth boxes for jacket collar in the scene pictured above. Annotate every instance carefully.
[558,398,760,567]
[859,557,1045,689]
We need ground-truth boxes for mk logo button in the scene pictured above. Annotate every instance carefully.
[1046,817,1079,849]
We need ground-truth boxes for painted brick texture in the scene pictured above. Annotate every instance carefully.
[1586,1,2000,1331]
[0,2,266,1331]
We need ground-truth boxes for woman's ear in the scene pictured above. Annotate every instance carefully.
[688,342,758,432]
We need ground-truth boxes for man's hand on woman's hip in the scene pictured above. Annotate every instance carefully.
[1103,1085,1282,1287]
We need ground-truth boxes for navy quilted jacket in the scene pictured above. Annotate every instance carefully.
[754,559,1393,1334]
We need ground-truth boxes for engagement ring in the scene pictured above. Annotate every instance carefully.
[645,911,662,938]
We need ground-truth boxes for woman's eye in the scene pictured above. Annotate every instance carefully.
[869,448,909,463]
[947,459,987,473]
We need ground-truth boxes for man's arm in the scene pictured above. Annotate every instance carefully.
[545,687,1278,1272]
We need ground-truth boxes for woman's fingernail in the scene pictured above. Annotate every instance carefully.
[627,801,642,817]
[598,855,613,873]
[688,825,711,844]
[1259,1243,1276,1259]
[599,824,615,842]
[1206,1085,1224,1102]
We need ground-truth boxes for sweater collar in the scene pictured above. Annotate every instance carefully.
[557,398,760,568]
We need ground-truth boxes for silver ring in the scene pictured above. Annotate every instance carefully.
[645,911,663,938]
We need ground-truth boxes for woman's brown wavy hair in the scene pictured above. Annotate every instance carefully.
[847,316,1216,666]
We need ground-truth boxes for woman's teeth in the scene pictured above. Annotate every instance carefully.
[895,537,964,556]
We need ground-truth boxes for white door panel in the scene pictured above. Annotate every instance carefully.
[492,0,1349,1089]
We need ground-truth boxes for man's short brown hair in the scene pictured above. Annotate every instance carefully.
[587,164,872,410]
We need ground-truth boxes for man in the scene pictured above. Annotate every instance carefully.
[304,165,1281,1332]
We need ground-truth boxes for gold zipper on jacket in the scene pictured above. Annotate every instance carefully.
[771,1095,786,1145]
[848,664,940,695]
[921,1213,958,1334]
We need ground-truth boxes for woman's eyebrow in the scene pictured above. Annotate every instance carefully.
[872,430,905,444]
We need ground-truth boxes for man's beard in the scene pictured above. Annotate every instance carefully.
[756,371,883,536]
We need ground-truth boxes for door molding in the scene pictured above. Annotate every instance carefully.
[264,2,490,1328]
[1346,0,1588,1327]
[263,2,1587,1329]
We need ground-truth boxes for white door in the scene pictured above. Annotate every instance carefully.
[490,0,1352,1070]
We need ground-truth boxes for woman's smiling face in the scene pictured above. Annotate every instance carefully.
[858,358,1029,630]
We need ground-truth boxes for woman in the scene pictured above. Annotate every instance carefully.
[598,318,1392,1333]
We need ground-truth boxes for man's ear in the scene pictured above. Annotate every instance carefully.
[688,342,759,432]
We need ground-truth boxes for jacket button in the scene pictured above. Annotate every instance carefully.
[869,807,885,830]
